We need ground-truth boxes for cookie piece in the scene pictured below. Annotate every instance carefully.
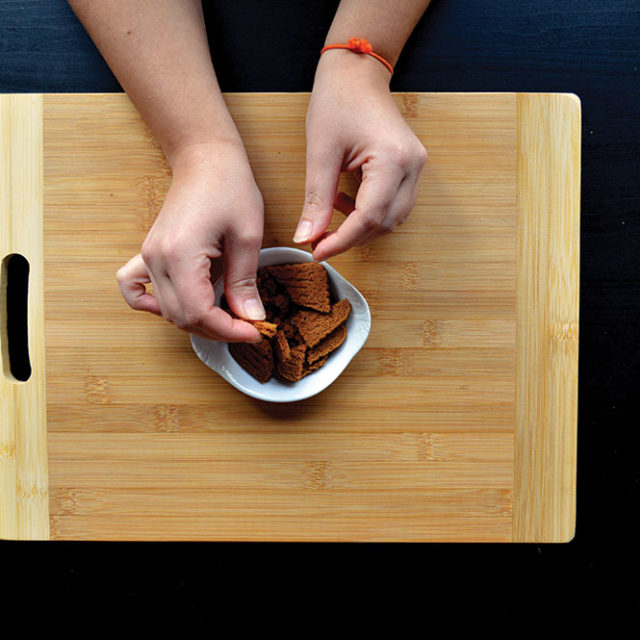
[257,269,278,298]
[307,324,347,365]
[281,319,298,340]
[267,263,331,313]
[273,330,291,363]
[301,355,329,378]
[292,298,351,348]
[252,320,278,338]
[229,340,274,383]
[223,303,277,338]
[275,343,307,383]
[272,293,291,317]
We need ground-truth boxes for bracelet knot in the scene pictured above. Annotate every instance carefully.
[347,37,373,54]
[320,37,394,75]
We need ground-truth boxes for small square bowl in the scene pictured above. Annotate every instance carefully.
[190,247,371,402]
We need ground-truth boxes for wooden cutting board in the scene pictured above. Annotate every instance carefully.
[0,92,579,542]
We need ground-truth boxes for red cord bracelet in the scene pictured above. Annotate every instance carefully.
[321,37,394,75]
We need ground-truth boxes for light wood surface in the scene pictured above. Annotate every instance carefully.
[0,94,49,540]
[514,94,580,541]
[0,92,580,541]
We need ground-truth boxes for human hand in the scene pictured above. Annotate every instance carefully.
[116,141,265,343]
[293,50,427,261]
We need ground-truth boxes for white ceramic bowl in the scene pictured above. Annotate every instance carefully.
[190,247,371,402]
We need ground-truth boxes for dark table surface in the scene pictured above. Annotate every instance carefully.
[1,0,638,624]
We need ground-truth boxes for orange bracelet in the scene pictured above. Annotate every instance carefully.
[321,37,394,75]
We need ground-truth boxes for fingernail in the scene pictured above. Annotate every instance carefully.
[293,220,313,244]
[244,297,265,321]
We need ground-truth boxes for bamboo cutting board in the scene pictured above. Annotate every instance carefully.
[0,92,579,542]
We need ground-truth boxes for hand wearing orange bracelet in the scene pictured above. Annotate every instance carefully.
[293,0,430,262]
[293,46,427,261]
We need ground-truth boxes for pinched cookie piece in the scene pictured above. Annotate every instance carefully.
[252,320,278,338]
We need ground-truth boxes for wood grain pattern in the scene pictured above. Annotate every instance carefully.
[42,92,515,541]
[0,94,49,540]
[514,94,580,542]
[0,92,578,541]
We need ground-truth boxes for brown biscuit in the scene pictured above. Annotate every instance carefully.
[229,339,274,383]
[301,355,328,378]
[273,330,291,363]
[228,262,350,384]
[275,343,307,382]
[252,320,278,338]
[223,302,277,338]
[267,262,331,313]
[257,270,278,298]
[281,320,297,340]
[292,298,351,348]
[307,324,347,365]
[272,293,290,317]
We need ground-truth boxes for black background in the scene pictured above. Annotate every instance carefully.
[1,0,638,625]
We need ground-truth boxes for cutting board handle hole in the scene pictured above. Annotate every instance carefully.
[1,253,32,382]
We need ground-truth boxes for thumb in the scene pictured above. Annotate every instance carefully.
[293,148,342,245]
[222,232,265,322]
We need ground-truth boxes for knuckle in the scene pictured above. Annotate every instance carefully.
[304,190,324,209]
[159,240,180,261]
[140,243,153,264]
[379,218,398,234]
[383,139,428,170]
[140,240,161,264]
[182,310,206,330]
[414,142,428,166]
[175,318,190,331]
[361,215,383,233]
[142,237,179,263]
[234,231,262,251]
[383,141,412,167]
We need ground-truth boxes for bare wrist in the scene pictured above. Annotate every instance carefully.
[167,136,247,177]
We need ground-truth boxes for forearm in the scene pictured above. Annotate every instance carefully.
[324,0,431,68]
[67,0,241,168]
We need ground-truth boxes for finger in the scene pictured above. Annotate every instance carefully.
[152,271,184,324]
[310,192,356,252]
[222,230,265,322]
[314,177,419,257]
[312,162,404,262]
[385,171,422,229]
[169,250,262,343]
[354,177,417,246]
[293,147,343,245]
[116,253,162,316]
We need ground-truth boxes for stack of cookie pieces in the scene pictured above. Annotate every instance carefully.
[228,262,351,383]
